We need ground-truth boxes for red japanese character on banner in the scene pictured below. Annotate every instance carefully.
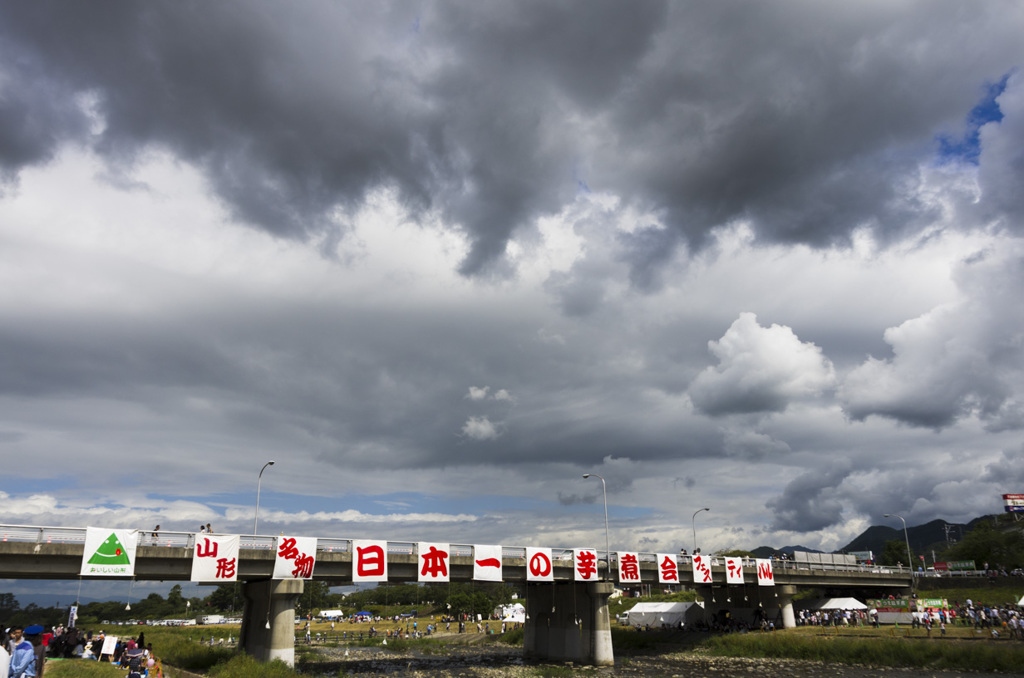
[357,544,385,577]
[420,546,449,579]
[658,554,679,583]
[278,537,300,560]
[292,553,315,578]
[215,557,236,579]
[725,557,744,584]
[196,538,218,558]
[692,553,713,583]
[273,536,317,580]
[526,547,553,582]
[618,552,640,582]
[191,534,240,583]
[575,549,597,581]
[756,558,775,586]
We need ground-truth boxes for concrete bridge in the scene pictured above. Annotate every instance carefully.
[0,524,911,666]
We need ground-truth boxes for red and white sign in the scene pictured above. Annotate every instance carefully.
[657,554,679,583]
[526,547,554,582]
[191,534,240,582]
[725,557,744,584]
[274,536,317,579]
[352,540,388,582]
[691,553,713,584]
[618,552,641,583]
[755,558,775,586]
[473,544,503,582]
[575,548,599,581]
[417,542,450,582]
[1003,494,1024,513]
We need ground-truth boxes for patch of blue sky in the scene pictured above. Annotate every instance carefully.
[935,73,1011,165]
[2,477,76,496]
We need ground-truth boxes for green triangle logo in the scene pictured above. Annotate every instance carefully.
[88,533,131,565]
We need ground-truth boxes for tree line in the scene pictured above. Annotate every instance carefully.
[1,580,521,628]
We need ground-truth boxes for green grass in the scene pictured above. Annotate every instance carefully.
[207,654,302,678]
[702,630,1024,672]
[140,625,238,671]
[44,659,126,678]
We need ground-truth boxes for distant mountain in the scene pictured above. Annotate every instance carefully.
[840,518,971,558]
[750,544,822,558]
[7,594,106,609]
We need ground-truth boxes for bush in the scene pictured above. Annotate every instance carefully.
[207,654,301,678]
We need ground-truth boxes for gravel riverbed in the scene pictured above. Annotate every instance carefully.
[299,643,1024,678]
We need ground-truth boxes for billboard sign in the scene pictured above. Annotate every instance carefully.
[1003,494,1024,512]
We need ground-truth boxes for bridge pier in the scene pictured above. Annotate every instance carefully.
[239,578,304,666]
[524,581,614,666]
[777,584,797,628]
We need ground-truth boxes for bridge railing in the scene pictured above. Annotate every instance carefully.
[0,523,925,577]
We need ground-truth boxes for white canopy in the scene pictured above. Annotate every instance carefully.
[626,602,703,628]
[809,596,867,610]
[495,602,525,623]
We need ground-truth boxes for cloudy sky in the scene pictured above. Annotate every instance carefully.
[2,0,1024,584]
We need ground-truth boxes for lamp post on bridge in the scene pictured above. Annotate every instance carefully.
[253,460,276,535]
[583,473,611,580]
[692,507,710,554]
[884,513,913,579]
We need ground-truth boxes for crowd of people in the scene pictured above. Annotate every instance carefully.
[2,624,164,677]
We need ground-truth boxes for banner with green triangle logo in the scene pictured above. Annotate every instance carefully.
[80,527,139,576]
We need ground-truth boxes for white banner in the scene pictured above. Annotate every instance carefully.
[191,534,240,582]
[352,540,388,582]
[473,544,503,582]
[100,635,118,656]
[692,553,713,584]
[526,547,554,582]
[618,551,641,583]
[725,557,744,584]
[756,558,775,586]
[273,536,317,579]
[657,553,679,584]
[80,527,138,577]
[574,548,599,581]
[417,542,450,582]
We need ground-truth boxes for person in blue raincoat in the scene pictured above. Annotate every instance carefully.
[8,626,36,678]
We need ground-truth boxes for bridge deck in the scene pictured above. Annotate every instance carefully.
[0,523,911,589]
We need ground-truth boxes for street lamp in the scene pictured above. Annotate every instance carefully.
[884,513,913,574]
[253,460,276,535]
[583,473,610,580]
[692,507,710,553]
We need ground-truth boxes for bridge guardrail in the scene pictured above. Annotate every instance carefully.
[0,523,929,577]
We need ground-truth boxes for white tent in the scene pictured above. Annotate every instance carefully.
[495,602,525,623]
[626,602,703,628]
[1017,594,1024,606]
[317,609,345,619]
[808,597,867,610]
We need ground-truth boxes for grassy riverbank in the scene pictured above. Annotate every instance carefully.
[705,628,1024,673]
[46,627,1024,678]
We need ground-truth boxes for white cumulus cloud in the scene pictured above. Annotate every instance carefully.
[461,416,500,440]
[689,312,836,416]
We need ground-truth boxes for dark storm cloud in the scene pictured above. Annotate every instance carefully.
[767,462,852,531]
[1,1,1021,280]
